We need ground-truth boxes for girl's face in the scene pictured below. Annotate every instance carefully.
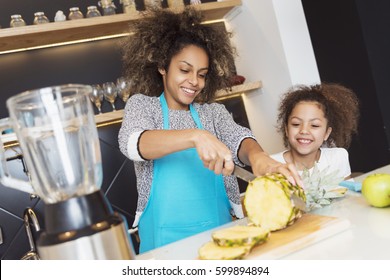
[286,101,332,157]
[159,45,209,110]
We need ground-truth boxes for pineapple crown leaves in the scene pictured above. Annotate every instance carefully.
[302,164,344,210]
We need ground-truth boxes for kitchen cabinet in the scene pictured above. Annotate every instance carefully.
[0,0,242,54]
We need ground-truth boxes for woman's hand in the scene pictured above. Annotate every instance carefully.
[139,129,233,176]
[192,130,234,176]
[250,153,303,188]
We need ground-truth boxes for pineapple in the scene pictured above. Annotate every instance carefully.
[212,225,270,247]
[244,173,306,231]
[302,164,345,210]
[198,241,251,260]
[198,225,270,259]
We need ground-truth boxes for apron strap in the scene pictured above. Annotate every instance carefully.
[159,93,203,129]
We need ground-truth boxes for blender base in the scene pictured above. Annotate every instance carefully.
[37,191,135,260]
[38,218,134,259]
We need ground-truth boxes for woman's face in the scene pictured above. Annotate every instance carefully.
[159,45,209,110]
[286,101,332,157]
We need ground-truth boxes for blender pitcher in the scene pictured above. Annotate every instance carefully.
[0,84,134,259]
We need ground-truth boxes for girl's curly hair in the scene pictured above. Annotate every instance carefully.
[276,83,360,149]
[119,7,237,103]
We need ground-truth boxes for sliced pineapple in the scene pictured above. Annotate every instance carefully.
[212,225,270,247]
[198,241,251,260]
[244,173,306,231]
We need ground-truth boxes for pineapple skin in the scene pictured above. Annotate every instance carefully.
[212,225,270,247]
[198,241,251,260]
[244,173,306,231]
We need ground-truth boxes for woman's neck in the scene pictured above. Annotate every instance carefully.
[284,149,321,171]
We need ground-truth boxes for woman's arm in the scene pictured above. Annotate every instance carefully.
[139,129,235,176]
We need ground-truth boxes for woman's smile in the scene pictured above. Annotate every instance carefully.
[181,86,197,97]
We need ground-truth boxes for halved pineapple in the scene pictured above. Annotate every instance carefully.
[198,241,251,260]
[212,225,270,247]
[244,173,306,231]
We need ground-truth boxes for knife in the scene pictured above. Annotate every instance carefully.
[233,165,307,212]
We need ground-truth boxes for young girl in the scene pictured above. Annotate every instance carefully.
[271,83,359,180]
[118,7,301,253]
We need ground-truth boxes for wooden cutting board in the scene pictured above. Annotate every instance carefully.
[245,213,350,259]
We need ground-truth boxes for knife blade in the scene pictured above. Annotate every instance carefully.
[290,193,307,212]
[233,165,256,182]
[234,165,307,212]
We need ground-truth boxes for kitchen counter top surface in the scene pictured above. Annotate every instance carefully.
[137,165,390,260]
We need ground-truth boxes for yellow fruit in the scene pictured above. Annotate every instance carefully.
[212,225,270,247]
[244,173,306,231]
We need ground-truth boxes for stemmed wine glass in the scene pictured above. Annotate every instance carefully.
[89,84,104,114]
[116,77,131,103]
[102,82,118,111]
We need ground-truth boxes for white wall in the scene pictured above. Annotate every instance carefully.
[224,0,320,154]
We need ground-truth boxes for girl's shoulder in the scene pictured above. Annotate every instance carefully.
[270,150,288,163]
[320,148,349,164]
[319,148,351,178]
[320,147,348,156]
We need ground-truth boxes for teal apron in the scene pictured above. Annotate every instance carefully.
[138,93,231,253]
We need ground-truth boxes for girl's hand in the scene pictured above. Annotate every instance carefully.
[192,130,234,176]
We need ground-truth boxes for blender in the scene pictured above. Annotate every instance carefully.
[0,84,135,259]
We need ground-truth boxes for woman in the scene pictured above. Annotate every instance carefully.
[118,7,301,253]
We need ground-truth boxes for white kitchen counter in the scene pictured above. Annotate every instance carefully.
[137,165,390,260]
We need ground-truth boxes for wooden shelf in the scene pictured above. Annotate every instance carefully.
[1,80,261,147]
[215,80,262,99]
[95,80,263,126]
[0,0,242,53]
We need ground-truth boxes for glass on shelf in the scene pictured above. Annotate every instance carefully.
[33,12,50,25]
[144,0,162,10]
[90,85,104,114]
[98,0,117,16]
[68,7,84,20]
[54,10,66,22]
[102,82,118,111]
[190,0,202,5]
[86,6,102,18]
[10,14,26,27]
[116,77,131,103]
[121,0,137,14]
